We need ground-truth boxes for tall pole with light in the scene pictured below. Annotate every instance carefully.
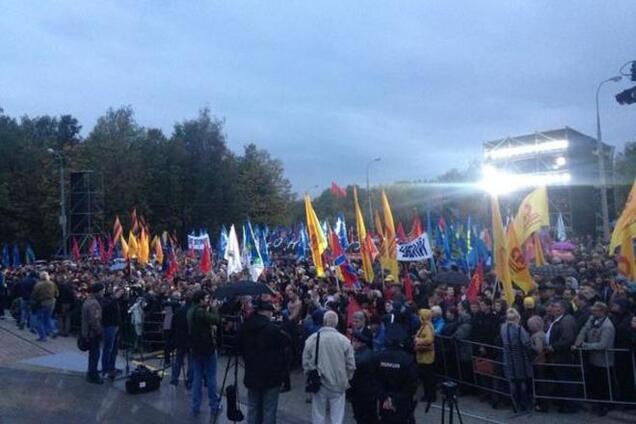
[595,75,622,241]
[366,157,381,226]
[47,148,67,257]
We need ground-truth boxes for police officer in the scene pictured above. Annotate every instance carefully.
[349,330,379,424]
[374,330,418,423]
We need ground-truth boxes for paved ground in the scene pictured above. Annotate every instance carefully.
[1,317,635,424]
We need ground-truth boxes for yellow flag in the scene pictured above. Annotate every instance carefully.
[138,229,149,265]
[618,233,636,281]
[610,180,636,253]
[513,186,549,245]
[533,232,546,267]
[353,186,374,282]
[305,195,327,277]
[120,234,129,260]
[492,195,514,305]
[127,231,138,259]
[506,224,535,294]
[154,236,164,265]
[381,191,399,279]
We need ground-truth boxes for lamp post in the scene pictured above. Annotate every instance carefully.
[366,157,381,226]
[47,148,67,257]
[595,76,622,241]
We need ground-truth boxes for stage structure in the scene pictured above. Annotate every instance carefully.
[482,127,615,237]
[69,171,105,253]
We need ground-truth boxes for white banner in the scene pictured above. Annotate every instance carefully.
[397,232,433,262]
[187,234,210,251]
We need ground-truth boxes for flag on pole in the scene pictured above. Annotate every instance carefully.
[166,248,178,278]
[610,180,636,254]
[25,244,36,264]
[127,231,138,260]
[71,238,81,263]
[130,208,139,234]
[119,235,129,259]
[224,224,243,279]
[305,195,328,277]
[200,241,212,274]
[491,195,514,305]
[506,224,535,294]
[556,213,567,242]
[353,187,374,282]
[381,190,399,279]
[465,261,484,302]
[218,226,228,258]
[12,243,21,267]
[328,229,358,287]
[138,228,150,266]
[154,236,164,265]
[335,214,349,250]
[408,210,423,240]
[331,182,347,198]
[113,216,123,244]
[618,234,636,281]
[532,232,546,266]
[245,219,264,281]
[512,186,550,245]
[1,244,9,267]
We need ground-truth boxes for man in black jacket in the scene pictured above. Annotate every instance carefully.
[349,330,379,424]
[100,285,122,380]
[238,299,290,424]
[170,295,193,388]
[546,300,578,413]
[374,332,418,423]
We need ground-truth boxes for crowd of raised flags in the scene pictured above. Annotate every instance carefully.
[2,181,635,298]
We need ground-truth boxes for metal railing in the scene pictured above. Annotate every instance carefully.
[434,334,636,408]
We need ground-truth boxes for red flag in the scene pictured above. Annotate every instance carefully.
[329,230,358,287]
[409,212,423,239]
[402,266,414,302]
[99,237,107,263]
[465,262,484,302]
[346,295,362,328]
[200,243,211,274]
[71,237,81,262]
[166,250,178,278]
[396,222,407,242]
[331,182,347,198]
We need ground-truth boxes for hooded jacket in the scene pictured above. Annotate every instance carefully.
[414,309,435,364]
[238,312,290,390]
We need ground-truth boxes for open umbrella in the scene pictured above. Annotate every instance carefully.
[213,281,275,299]
[433,270,470,286]
[529,264,576,278]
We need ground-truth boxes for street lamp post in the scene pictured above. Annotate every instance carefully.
[366,157,381,226]
[595,76,622,241]
[47,148,67,257]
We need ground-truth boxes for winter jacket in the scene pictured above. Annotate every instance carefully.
[349,345,378,400]
[31,279,59,307]
[238,312,290,390]
[303,326,356,393]
[500,322,533,380]
[575,315,615,367]
[547,314,577,364]
[171,303,192,350]
[187,305,220,356]
[101,295,121,328]
[81,296,103,338]
[414,309,435,365]
[57,283,75,305]
[453,313,473,362]
[374,346,418,422]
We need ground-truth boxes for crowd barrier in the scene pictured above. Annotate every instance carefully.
[434,334,636,409]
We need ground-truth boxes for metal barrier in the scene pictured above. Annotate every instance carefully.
[434,335,636,408]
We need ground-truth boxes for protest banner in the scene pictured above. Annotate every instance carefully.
[396,232,433,262]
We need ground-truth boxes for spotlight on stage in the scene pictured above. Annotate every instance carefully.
[478,164,571,195]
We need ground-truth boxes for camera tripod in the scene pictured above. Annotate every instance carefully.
[440,383,464,424]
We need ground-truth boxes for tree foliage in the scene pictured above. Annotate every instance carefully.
[0,106,293,257]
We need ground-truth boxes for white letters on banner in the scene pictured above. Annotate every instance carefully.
[187,234,210,251]
[397,232,433,262]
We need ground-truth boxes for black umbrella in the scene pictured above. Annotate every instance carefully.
[529,265,576,279]
[433,270,470,286]
[213,281,275,299]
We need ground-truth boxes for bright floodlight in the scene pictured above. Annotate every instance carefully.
[555,156,566,167]
[479,165,571,195]
[484,139,569,160]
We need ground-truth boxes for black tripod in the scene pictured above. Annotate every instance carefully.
[439,381,463,424]
[212,353,242,424]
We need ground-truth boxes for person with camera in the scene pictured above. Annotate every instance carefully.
[82,282,105,384]
[238,298,291,424]
[302,310,355,424]
[187,290,221,418]
[374,329,418,423]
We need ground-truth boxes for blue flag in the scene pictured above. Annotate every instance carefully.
[335,214,349,250]
[218,225,228,256]
[296,223,308,259]
[1,244,9,268]
[25,244,36,264]
[12,243,21,268]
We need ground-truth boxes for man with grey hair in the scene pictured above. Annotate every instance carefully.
[303,310,356,424]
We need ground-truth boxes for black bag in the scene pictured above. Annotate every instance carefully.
[305,332,321,393]
[226,384,244,422]
[77,336,90,352]
[125,365,162,394]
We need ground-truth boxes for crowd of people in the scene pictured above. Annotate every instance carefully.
[0,235,636,423]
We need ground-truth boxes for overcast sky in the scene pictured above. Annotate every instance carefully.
[1,1,635,192]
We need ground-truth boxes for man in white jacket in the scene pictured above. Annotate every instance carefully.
[303,310,356,424]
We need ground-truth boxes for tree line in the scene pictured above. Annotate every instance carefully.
[0,106,292,257]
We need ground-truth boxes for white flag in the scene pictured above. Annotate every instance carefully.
[224,224,243,278]
[556,213,567,242]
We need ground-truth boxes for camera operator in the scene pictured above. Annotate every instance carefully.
[82,282,105,384]
[237,298,291,424]
[374,330,418,423]
[100,285,122,380]
[187,290,221,418]
[162,290,182,365]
